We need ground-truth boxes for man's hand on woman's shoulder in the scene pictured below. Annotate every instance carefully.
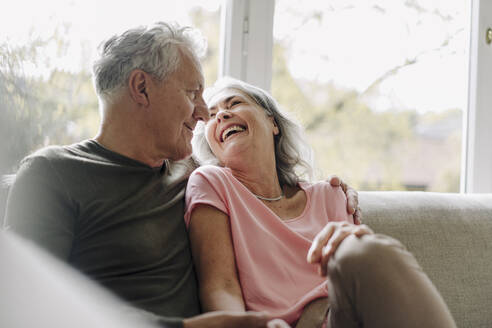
[327,175,362,224]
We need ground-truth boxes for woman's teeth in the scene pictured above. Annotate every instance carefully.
[222,125,246,141]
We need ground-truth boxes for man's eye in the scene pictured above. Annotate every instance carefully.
[209,113,216,118]
[230,100,241,107]
[187,90,197,100]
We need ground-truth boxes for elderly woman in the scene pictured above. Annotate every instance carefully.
[184,78,456,328]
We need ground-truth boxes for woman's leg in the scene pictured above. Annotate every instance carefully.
[325,234,456,328]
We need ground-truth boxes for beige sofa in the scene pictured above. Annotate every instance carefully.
[2,187,491,327]
[361,191,492,328]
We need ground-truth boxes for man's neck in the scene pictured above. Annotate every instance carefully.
[94,128,165,168]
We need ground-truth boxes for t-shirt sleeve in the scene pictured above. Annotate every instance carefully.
[184,167,228,228]
[313,181,355,225]
[4,155,76,261]
[329,182,355,224]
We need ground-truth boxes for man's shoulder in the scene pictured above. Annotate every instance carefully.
[27,145,68,160]
[23,140,94,163]
[14,140,100,182]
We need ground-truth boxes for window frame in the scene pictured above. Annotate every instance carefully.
[462,0,492,193]
[219,0,274,91]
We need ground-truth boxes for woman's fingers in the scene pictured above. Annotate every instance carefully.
[319,226,352,276]
[267,319,291,328]
[353,224,373,236]
[308,222,374,276]
[307,223,336,264]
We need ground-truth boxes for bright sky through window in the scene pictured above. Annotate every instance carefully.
[0,0,220,76]
[274,0,469,113]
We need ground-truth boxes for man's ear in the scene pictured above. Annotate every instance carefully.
[128,70,149,106]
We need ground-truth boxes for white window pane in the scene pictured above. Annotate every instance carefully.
[272,0,469,192]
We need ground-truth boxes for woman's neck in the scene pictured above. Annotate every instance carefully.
[225,156,307,221]
[228,160,283,199]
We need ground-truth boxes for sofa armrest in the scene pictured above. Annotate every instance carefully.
[360,191,492,328]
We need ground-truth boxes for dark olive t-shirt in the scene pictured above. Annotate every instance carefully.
[4,140,200,327]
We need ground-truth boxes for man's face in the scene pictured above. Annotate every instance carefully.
[147,50,208,161]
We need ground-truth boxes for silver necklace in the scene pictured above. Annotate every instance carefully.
[253,190,285,201]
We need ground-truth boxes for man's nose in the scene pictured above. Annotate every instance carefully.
[194,95,209,122]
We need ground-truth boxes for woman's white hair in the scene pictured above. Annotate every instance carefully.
[192,77,315,186]
[92,21,206,104]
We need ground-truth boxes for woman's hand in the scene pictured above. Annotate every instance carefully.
[183,311,291,328]
[327,176,362,224]
[307,221,373,276]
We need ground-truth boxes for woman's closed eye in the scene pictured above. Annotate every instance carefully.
[229,100,242,107]
[208,107,218,118]
[225,96,244,108]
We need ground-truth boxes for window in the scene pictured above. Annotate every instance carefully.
[271,0,469,192]
[0,0,222,221]
[221,0,492,193]
[0,0,221,177]
[2,0,491,194]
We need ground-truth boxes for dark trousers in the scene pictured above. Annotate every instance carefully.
[296,234,457,328]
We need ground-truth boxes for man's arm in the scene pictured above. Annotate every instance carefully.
[4,156,76,260]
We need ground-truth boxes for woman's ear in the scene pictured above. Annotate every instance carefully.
[128,69,150,106]
[271,117,280,136]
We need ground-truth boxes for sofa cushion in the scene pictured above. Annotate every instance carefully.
[360,191,492,328]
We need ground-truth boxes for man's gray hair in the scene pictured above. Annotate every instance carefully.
[192,77,315,186]
[92,21,207,103]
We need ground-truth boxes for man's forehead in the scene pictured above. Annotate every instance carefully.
[179,49,204,85]
[192,62,205,86]
[186,65,204,87]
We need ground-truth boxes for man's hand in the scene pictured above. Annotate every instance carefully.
[307,222,373,276]
[328,175,362,224]
[183,311,290,328]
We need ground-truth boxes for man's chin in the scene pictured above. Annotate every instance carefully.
[168,148,193,162]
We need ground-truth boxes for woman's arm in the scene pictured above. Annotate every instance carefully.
[188,204,245,312]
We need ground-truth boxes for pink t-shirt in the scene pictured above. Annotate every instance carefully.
[184,165,354,324]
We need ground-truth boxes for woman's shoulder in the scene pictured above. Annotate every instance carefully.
[299,179,332,190]
[300,180,345,197]
[186,165,240,204]
[190,165,230,181]
[301,180,350,220]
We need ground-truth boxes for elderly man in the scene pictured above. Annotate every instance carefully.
[4,22,358,327]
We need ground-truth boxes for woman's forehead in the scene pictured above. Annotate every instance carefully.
[207,88,251,109]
